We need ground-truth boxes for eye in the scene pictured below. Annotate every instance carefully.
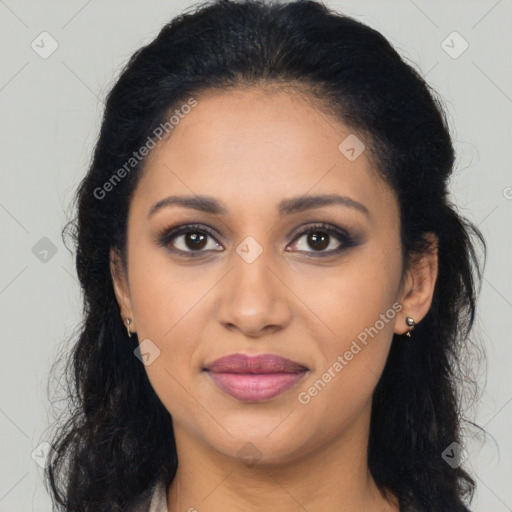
[157,224,223,256]
[287,223,355,256]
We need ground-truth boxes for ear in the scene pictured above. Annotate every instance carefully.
[110,247,136,331]
[395,232,438,335]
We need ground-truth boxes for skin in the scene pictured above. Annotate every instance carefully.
[110,87,438,512]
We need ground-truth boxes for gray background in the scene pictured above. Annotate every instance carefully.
[1,0,511,510]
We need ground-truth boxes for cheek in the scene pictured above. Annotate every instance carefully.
[302,244,401,338]
[128,243,211,339]
[126,249,211,401]
[294,280,399,431]
[127,253,207,413]
[126,243,230,365]
[299,244,401,388]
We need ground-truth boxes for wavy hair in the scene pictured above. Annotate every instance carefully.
[44,1,487,510]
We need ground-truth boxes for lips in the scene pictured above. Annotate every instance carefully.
[203,353,308,402]
[204,353,308,374]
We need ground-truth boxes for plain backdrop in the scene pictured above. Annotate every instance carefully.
[1,1,511,511]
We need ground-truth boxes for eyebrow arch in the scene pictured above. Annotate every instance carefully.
[147,193,370,219]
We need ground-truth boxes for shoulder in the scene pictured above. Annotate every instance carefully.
[126,475,168,512]
[147,476,168,512]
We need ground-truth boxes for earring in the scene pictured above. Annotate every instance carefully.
[125,318,132,338]
[405,316,415,338]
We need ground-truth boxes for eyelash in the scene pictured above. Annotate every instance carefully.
[156,222,359,258]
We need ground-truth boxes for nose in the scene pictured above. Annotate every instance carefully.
[216,249,292,338]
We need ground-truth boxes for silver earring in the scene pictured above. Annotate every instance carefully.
[125,318,132,338]
[405,316,415,338]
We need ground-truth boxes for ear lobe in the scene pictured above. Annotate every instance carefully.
[109,247,133,320]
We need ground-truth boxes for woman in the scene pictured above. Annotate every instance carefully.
[45,0,486,510]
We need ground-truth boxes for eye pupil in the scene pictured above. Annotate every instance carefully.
[308,232,329,251]
[186,232,207,250]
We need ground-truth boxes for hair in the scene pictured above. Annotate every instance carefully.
[44,1,487,510]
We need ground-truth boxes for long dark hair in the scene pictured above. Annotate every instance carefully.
[44,1,486,510]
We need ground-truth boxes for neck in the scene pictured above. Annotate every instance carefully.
[166,404,398,512]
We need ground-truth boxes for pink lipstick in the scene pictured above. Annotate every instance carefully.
[204,353,308,402]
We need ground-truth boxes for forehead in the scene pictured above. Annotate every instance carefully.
[131,87,397,224]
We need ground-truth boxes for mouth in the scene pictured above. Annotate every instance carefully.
[203,353,309,402]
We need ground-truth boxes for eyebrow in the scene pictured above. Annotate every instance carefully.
[147,193,370,219]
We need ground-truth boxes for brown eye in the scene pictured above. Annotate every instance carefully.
[158,224,223,255]
[183,232,208,250]
[304,232,330,251]
[288,223,354,256]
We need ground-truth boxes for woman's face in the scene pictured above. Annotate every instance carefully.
[111,87,431,466]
